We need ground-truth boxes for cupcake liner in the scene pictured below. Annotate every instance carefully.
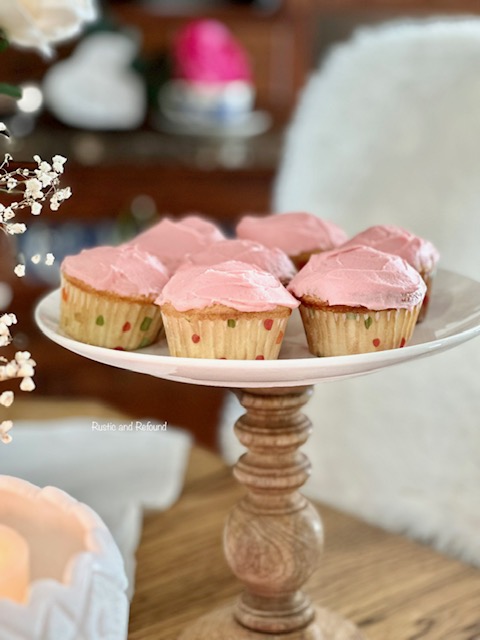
[299,304,422,357]
[60,276,163,350]
[161,307,291,359]
[417,270,435,323]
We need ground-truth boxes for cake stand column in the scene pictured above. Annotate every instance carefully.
[180,386,363,640]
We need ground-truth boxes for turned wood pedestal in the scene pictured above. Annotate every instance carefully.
[180,386,364,640]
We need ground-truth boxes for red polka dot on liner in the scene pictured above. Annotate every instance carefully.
[114,346,125,351]
[192,334,200,343]
[255,355,265,360]
[373,338,381,348]
[263,319,274,331]
[276,331,284,345]
[62,288,68,302]
[400,337,406,348]
[122,322,131,332]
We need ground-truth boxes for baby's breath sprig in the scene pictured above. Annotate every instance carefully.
[0,313,37,443]
[0,149,71,276]
[0,0,94,444]
[0,151,71,230]
[0,130,71,442]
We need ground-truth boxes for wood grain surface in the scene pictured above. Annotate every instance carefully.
[130,447,480,640]
[7,400,480,639]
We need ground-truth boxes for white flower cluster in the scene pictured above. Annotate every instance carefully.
[0,0,95,444]
[0,151,71,276]
[0,314,36,444]
[0,147,70,442]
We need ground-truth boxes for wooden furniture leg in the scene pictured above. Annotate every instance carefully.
[180,386,364,639]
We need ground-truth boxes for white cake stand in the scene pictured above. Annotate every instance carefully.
[36,269,480,640]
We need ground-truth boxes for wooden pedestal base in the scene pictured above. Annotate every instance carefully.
[179,605,363,640]
[179,386,364,640]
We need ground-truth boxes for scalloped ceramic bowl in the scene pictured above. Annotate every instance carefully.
[0,476,129,639]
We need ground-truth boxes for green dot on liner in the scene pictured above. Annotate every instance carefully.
[140,317,153,332]
[364,316,373,330]
[227,319,236,328]
[138,337,151,349]
[346,312,357,320]
[96,315,105,326]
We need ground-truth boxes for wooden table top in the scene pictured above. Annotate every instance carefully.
[130,446,480,640]
[6,399,480,639]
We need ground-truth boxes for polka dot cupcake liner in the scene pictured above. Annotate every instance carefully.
[299,304,422,357]
[60,276,164,350]
[160,307,291,359]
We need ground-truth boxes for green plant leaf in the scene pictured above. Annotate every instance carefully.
[0,83,22,99]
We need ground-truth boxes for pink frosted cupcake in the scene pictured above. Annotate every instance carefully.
[60,244,169,350]
[128,215,225,272]
[127,215,225,273]
[126,215,225,273]
[236,212,348,269]
[156,260,299,359]
[288,246,426,357]
[179,238,297,284]
[342,224,439,321]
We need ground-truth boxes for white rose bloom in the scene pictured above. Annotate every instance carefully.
[0,0,97,56]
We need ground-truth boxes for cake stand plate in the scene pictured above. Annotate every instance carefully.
[35,269,480,387]
[35,268,480,640]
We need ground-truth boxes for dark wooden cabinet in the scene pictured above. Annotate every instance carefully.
[108,0,317,122]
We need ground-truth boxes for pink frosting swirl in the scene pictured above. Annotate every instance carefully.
[179,239,297,282]
[156,260,299,312]
[128,215,225,271]
[236,212,348,256]
[342,225,439,272]
[288,246,426,310]
[61,244,170,298]
[173,20,252,83]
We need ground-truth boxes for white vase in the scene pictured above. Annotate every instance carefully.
[0,475,129,640]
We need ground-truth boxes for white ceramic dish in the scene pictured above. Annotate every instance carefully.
[153,109,272,138]
[35,269,480,388]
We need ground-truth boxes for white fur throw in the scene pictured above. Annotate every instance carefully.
[220,18,480,566]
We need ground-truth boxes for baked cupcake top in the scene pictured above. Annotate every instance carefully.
[129,215,225,271]
[342,224,439,273]
[61,245,170,298]
[236,212,348,256]
[287,246,426,310]
[156,260,300,312]
[179,238,297,283]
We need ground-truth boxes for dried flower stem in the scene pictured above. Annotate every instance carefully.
[0,129,72,442]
